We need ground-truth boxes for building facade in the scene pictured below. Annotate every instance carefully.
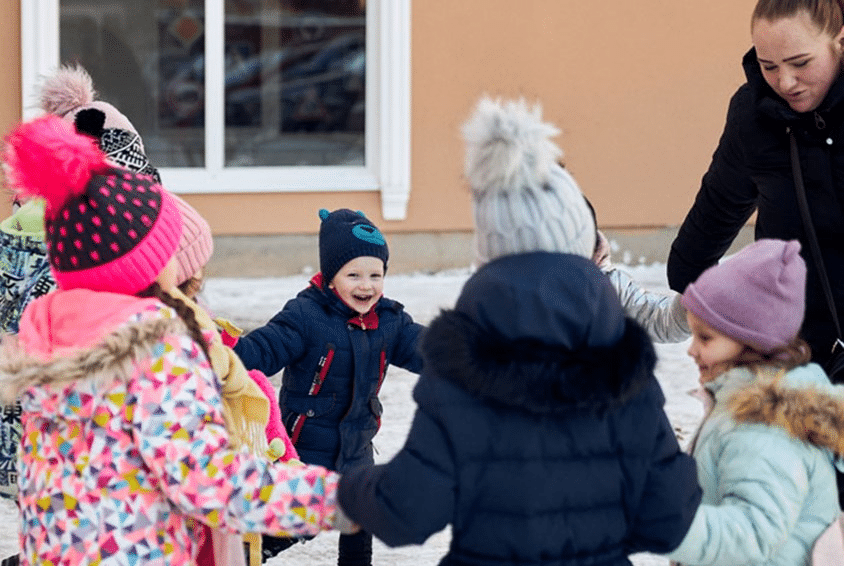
[1,1,756,275]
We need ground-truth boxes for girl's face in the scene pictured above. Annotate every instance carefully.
[329,255,385,315]
[752,11,844,113]
[686,312,746,384]
[156,256,180,292]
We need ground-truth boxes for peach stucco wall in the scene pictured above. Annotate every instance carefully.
[0,1,758,236]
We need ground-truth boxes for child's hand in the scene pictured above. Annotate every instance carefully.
[592,230,613,271]
[214,317,243,347]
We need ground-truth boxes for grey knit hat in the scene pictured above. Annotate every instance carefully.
[462,96,596,264]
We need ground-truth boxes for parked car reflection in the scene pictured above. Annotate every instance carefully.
[160,31,365,132]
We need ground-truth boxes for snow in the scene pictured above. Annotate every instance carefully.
[0,263,702,565]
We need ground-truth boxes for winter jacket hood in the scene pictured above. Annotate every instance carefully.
[716,363,844,456]
[15,288,164,356]
[0,289,180,404]
[424,251,656,414]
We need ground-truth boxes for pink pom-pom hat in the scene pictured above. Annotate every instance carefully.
[4,115,182,295]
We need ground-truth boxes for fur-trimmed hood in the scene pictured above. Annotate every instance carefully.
[421,251,657,413]
[725,365,844,456]
[0,289,185,406]
[423,311,655,413]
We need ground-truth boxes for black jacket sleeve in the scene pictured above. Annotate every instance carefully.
[667,87,759,293]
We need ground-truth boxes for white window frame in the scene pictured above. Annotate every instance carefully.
[22,0,411,220]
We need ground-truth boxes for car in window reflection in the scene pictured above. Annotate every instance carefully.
[160,31,365,133]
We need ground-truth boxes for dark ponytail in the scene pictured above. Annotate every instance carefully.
[138,282,211,362]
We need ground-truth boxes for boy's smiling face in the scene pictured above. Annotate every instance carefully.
[329,256,385,315]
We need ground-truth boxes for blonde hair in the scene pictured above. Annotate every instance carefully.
[752,0,844,36]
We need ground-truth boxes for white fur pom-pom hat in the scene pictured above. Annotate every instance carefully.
[462,96,596,265]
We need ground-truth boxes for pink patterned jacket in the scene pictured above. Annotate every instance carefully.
[0,289,339,565]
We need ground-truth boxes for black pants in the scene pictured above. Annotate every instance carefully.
[338,530,372,566]
[261,531,372,566]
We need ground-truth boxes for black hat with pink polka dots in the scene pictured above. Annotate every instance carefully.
[4,115,182,295]
[45,166,182,293]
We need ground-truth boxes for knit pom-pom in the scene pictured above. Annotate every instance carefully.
[462,96,562,196]
[4,115,108,216]
[39,64,96,118]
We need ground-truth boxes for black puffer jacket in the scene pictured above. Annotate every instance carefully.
[339,252,701,566]
[668,48,844,370]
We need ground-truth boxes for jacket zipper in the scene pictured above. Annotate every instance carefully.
[290,343,336,445]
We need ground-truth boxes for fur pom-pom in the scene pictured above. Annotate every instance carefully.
[39,64,96,118]
[462,96,562,196]
[4,115,108,216]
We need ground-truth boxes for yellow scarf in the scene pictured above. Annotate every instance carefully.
[167,288,270,454]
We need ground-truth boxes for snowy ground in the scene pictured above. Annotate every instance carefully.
[0,262,701,565]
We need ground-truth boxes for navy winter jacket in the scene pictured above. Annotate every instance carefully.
[233,275,423,471]
[339,252,702,566]
[668,48,844,370]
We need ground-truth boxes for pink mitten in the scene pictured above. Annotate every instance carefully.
[247,369,299,462]
[214,317,241,348]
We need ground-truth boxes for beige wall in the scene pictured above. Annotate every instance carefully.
[1,1,758,237]
[0,0,20,207]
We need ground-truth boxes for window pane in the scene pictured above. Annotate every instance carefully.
[60,0,206,167]
[224,1,366,166]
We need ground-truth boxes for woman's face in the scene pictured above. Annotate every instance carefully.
[752,11,844,113]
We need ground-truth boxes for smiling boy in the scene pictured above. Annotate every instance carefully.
[232,208,424,566]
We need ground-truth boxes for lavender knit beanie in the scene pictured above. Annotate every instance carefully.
[681,239,806,353]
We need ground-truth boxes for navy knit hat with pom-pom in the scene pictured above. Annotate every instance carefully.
[318,208,389,287]
[4,115,182,295]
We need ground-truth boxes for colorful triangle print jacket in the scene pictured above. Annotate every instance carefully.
[0,288,339,565]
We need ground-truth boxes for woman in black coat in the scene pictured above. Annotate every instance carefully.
[338,251,701,566]
[668,0,844,373]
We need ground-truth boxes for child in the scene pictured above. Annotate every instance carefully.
[232,208,424,566]
[0,199,56,336]
[462,95,689,343]
[336,249,702,564]
[586,199,689,343]
[666,239,843,565]
[0,115,354,564]
[168,194,299,566]
[0,198,57,566]
[39,64,161,183]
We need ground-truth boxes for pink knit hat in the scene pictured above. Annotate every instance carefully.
[171,194,213,285]
[4,115,182,295]
[681,239,807,353]
[39,65,161,183]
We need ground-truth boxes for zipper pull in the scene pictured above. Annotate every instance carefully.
[815,111,827,130]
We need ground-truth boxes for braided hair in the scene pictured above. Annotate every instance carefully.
[138,282,211,362]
